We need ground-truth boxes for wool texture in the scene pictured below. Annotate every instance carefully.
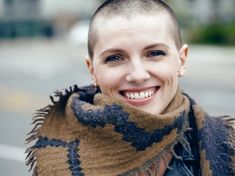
[26,85,235,176]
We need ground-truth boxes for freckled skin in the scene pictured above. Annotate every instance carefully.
[86,14,188,115]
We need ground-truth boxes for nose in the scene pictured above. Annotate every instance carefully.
[125,60,150,84]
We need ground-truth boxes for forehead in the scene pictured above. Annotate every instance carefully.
[94,12,171,34]
[93,14,176,53]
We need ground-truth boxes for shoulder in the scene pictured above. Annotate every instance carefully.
[197,115,235,174]
[178,93,235,173]
[191,112,235,148]
[185,92,235,132]
[199,115,235,134]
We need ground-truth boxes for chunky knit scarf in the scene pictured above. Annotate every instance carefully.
[26,85,235,176]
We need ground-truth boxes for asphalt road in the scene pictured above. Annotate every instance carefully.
[0,39,235,176]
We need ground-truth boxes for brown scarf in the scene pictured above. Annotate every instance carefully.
[26,85,235,176]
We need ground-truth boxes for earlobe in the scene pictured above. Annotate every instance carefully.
[178,44,188,77]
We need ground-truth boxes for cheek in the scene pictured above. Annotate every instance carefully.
[151,61,179,83]
[163,61,180,90]
[94,66,125,93]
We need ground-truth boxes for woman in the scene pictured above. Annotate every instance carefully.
[26,0,235,175]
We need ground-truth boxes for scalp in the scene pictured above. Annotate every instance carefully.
[88,0,182,59]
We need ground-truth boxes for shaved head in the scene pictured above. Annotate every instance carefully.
[88,0,182,59]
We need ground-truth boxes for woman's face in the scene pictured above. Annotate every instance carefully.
[86,14,188,115]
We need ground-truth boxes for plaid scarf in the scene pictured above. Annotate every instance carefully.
[26,85,235,176]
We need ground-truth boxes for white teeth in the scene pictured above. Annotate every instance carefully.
[140,92,145,98]
[131,93,135,99]
[125,89,156,99]
[145,92,148,97]
[134,93,139,99]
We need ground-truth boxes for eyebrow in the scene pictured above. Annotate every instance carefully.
[99,49,125,58]
[143,43,170,51]
[98,43,170,58]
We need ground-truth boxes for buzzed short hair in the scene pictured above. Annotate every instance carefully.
[88,0,182,59]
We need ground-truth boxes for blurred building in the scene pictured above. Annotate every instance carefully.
[0,0,98,39]
[0,0,234,40]
[167,0,235,24]
[190,0,235,24]
[166,0,235,45]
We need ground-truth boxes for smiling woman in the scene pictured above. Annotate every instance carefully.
[26,0,235,176]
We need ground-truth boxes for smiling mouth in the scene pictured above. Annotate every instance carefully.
[120,86,160,100]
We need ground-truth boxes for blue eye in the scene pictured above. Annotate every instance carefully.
[105,55,123,63]
[147,50,166,57]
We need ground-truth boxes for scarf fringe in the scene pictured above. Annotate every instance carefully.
[25,85,93,174]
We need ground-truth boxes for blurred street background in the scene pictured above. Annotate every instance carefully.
[0,0,234,175]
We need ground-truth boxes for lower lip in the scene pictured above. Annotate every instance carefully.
[123,90,158,107]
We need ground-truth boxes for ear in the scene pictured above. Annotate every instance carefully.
[178,44,188,77]
[85,56,97,84]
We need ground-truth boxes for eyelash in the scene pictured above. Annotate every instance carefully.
[147,50,166,57]
[104,50,166,64]
[104,55,123,64]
